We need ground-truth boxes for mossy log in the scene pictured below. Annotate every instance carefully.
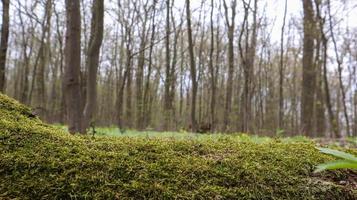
[0,94,356,199]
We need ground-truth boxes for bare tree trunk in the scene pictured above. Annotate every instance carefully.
[18,5,32,104]
[353,91,357,136]
[238,2,248,132]
[0,0,10,92]
[178,32,184,124]
[143,1,157,128]
[197,25,205,125]
[278,0,288,129]
[54,5,66,124]
[315,70,326,137]
[34,0,52,120]
[214,15,221,131]
[186,0,197,132]
[80,0,89,113]
[125,30,133,129]
[209,0,216,131]
[238,0,257,133]
[64,0,83,134]
[116,64,127,131]
[327,0,350,137]
[314,36,325,137]
[125,58,133,128]
[135,10,149,130]
[170,4,181,129]
[244,0,258,133]
[163,0,172,130]
[83,0,104,133]
[116,25,132,131]
[222,0,236,131]
[301,0,316,136]
[314,0,339,137]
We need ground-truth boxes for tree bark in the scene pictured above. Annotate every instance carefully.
[238,0,257,133]
[209,0,216,131]
[222,0,236,131]
[135,5,149,130]
[64,0,83,134]
[353,91,357,136]
[314,0,339,137]
[83,0,104,133]
[186,0,197,132]
[18,5,32,104]
[54,6,66,124]
[278,0,288,129]
[143,0,157,128]
[0,0,10,92]
[301,0,316,136]
[34,0,52,120]
[327,0,350,137]
[163,0,172,130]
[243,0,258,133]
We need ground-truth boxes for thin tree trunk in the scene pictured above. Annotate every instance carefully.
[244,0,258,133]
[186,0,197,132]
[222,0,236,132]
[54,6,66,124]
[163,0,172,130]
[0,0,10,92]
[116,33,127,131]
[125,57,133,128]
[314,36,325,137]
[34,0,52,120]
[178,33,184,123]
[18,6,32,104]
[327,0,350,136]
[278,0,287,129]
[124,26,133,128]
[136,2,150,130]
[209,0,216,131]
[83,0,104,133]
[353,91,357,136]
[314,0,339,137]
[143,1,157,128]
[170,4,181,128]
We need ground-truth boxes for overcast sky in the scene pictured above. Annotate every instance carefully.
[172,0,357,42]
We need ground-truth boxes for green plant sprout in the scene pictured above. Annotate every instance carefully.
[315,147,357,173]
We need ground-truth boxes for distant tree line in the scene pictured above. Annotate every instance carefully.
[0,0,356,137]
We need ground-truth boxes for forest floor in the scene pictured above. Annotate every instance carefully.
[55,125,357,148]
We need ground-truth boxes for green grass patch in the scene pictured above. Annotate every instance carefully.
[1,94,356,199]
[54,124,313,143]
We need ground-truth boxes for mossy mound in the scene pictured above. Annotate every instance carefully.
[0,94,356,199]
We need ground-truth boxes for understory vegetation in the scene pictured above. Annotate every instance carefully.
[1,94,356,199]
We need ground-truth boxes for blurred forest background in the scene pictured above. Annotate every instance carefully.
[0,0,356,137]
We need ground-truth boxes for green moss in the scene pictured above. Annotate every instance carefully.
[0,93,356,199]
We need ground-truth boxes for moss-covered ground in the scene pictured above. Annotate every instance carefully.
[0,93,356,199]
